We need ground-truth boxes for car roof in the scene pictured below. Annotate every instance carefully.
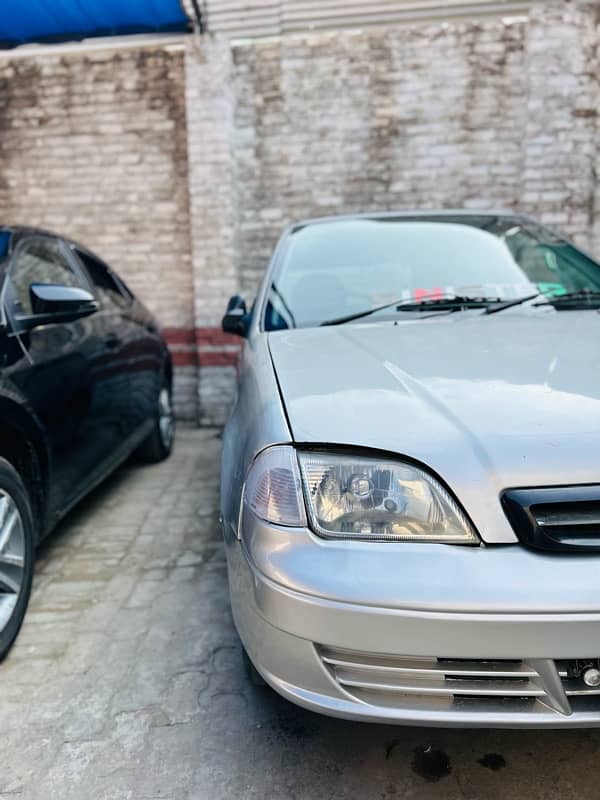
[1,224,61,239]
[290,209,539,231]
[0,225,96,258]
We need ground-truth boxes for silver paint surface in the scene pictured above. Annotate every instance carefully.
[269,310,600,543]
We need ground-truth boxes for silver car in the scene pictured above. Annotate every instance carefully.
[220,211,600,728]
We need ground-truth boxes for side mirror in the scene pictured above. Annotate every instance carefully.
[222,294,250,337]
[16,283,99,330]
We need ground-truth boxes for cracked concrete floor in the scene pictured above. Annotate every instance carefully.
[1,428,600,799]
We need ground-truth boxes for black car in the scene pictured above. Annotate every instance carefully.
[0,226,174,659]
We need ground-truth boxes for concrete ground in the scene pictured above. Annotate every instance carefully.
[1,428,599,799]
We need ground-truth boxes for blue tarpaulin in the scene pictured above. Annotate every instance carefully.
[0,0,190,48]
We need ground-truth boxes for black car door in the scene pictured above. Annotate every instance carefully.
[2,235,118,516]
[71,246,163,437]
[65,246,138,442]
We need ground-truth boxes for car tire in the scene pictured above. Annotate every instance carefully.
[242,646,267,687]
[0,458,35,662]
[137,383,175,463]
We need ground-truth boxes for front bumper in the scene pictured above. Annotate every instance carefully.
[224,515,600,727]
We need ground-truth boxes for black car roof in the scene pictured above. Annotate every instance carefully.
[1,224,61,239]
[0,225,96,258]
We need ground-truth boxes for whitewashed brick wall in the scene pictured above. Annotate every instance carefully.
[0,43,198,419]
[227,18,528,293]
[184,37,240,422]
[523,1,600,247]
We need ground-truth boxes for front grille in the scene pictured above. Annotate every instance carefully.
[317,646,600,716]
[502,485,600,553]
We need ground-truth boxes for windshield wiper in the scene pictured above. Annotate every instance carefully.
[534,289,600,309]
[484,292,540,314]
[270,282,297,327]
[321,294,503,326]
[395,296,503,312]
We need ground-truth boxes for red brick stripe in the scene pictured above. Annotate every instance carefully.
[170,352,196,367]
[162,327,241,368]
[194,327,242,347]
[161,328,197,345]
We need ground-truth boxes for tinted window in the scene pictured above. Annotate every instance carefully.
[0,231,10,263]
[264,217,600,329]
[76,249,130,309]
[7,237,86,316]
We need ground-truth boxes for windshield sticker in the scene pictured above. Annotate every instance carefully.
[537,282,567,297]
[376,284,537,302]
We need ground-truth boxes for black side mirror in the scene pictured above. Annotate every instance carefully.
[222,294,250,337]
[16,283,99,331]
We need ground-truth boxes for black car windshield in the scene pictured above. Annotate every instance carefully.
[263,216,600,330]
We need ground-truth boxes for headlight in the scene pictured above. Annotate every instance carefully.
[243,446,478,544]
[298,451,479,543]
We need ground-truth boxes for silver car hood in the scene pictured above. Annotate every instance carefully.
[268,311,600,543]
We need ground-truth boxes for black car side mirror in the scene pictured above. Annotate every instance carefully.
[222,294,250,337]
[16,283,99,330]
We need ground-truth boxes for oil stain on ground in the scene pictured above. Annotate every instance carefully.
[411,745,452,782]
[385,740,400,760]
[477,753,507,771]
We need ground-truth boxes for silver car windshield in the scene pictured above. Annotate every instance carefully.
[263,216,600,330]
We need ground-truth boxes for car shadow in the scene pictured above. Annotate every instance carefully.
[234,672,600,798]
[34,463,133,559]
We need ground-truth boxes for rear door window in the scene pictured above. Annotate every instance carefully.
[74,249,131,310]
[6,237,88,317]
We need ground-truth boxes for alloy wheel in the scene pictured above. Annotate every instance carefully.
[158,387,174,450]
[0,490,25,633]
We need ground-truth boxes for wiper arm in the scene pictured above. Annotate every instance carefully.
[484,292,541,315]
[320,294,501,326]
[270,282,297,327]
[535,289,600,308]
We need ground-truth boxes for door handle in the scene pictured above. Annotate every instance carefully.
[104,334,121,350]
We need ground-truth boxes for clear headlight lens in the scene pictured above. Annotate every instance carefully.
[243,446,478,544]
[243,446,307,527]
[297,451,479,543]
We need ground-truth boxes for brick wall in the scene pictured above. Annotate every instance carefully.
[0,1,599,425]
[0,42,197,419]
[184,37,241,425]
[229,18,528,292]
[522,1,600,248]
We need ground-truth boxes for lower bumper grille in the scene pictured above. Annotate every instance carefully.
[318,646,600,716]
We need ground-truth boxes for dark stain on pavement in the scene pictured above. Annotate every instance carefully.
[478,753,507,771]
[272,705,319,742]
[411,745,452,782]
[385,739,400,760]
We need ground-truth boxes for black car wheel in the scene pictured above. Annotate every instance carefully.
[137,384,175,463]
[0,458,34,662]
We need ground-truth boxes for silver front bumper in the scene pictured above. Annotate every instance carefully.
[224,515,600,727]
